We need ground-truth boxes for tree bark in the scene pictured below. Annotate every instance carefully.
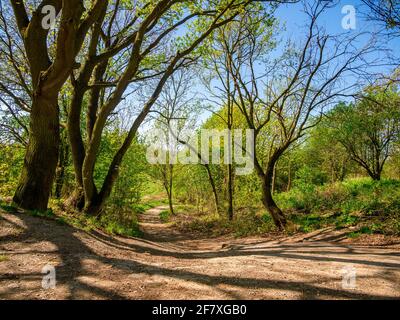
[204,165,220,214]
[67,62,94,210]
[13,93,59,210]
[11,0,105,211]
[55,128,69,199]
[227,163,234,220]
[287,158,292,192]
[262,160,287,230]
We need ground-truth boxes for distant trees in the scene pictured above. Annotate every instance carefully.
[149,70,197,216]
[328,86,400,181]
[296,124,352,184]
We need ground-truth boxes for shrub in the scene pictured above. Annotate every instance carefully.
[279,178,400,235]
[177,207,277,237]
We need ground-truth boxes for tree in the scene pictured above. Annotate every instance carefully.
[201,21,246,220]
[297,123,353,184]
[0,4,30,147]
[148,70,197,215]
[4,0,108,211]
[328,85,400,181]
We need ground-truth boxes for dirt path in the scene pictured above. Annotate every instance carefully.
[0,207,400,300]
[139,206,194,242]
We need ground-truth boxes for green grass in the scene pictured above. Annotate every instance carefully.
[277,178,400,236]
[0,255,8,262]
[178,208,277,237]
[0,198,142,238]
[134,198,169,214]
[159,210,171,222]
[0,200,17,213]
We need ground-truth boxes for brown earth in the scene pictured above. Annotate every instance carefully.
[0,206,400,300]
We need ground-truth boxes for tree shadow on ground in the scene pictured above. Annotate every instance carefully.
[0,212,399,299]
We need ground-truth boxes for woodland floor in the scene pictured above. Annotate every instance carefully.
[1,206,400,300]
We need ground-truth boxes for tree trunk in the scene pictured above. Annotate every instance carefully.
[204,164,220,214]
[262,160,287,230]
[167,164,174,215]
[83,196,103,218]
[272,162,277,194]
[287,158,292,192]
[167,190,174,215]
[371,172,381,181]
[13,94,59,211]
[54,130,69,199]
[227,163,234,220]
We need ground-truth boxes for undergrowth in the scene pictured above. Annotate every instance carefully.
[176,207,277,237]
[277,178,400,236]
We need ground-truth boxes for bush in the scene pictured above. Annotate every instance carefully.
[177,207,277,237]
[277,178,400,235]
[0,144,24,196]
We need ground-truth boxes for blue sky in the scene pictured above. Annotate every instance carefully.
[193,1,398,122]
[278,0,369,32]
[277,0,400,49]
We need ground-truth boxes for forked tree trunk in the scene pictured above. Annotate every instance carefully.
[370,172,381,181]
[13,94,59,211]
[262,160,287,231]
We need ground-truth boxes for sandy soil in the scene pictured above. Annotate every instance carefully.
[0,206,400,300]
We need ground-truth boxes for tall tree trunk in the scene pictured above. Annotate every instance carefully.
[287,158,292,192]
[67,79,90,210]
[167,164,174,215]
[13,94,59,211]
[167,190,174,215]
[271,162,277,194]
[55,129,69,199]
[204,165,220,214]
[262,160,287,230]
[227,163,234,220]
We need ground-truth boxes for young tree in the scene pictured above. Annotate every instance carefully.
[328,86,400,181]
[148,70,198,215]
[201,22,243,220]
